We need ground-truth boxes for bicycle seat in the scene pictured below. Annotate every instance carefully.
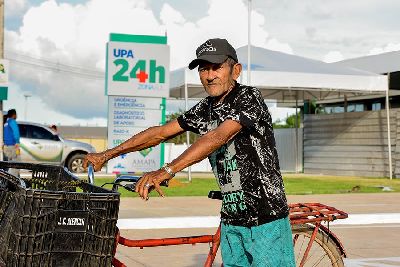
[208,191,222,200]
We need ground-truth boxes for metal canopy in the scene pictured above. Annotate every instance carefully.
[170,45,388,104]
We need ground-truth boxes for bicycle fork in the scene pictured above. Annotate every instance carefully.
[204,225,221,267]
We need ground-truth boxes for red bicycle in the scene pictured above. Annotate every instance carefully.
[97,172,348,267]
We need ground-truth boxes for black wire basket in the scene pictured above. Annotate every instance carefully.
[0,162,120,267]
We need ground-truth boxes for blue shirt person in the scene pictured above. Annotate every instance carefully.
[3,109,21,177]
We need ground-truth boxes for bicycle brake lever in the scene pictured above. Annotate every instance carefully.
[160,180,169,187]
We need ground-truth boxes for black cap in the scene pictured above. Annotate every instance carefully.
[188,38,238,70]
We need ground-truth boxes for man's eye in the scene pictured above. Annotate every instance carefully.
[213,65,223,71]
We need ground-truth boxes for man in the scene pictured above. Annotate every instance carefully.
[85,38,295,266]
[3,109,21,177]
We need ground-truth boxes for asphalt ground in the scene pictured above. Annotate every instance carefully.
[114,193,400,267]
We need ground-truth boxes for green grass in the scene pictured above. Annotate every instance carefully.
[93,174,400,197]
[283,174,400,195]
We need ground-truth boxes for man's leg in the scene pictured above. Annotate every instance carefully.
[220,223,252,267]
[246,216,295,267]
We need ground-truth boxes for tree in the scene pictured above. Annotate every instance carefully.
[273,113,301,128]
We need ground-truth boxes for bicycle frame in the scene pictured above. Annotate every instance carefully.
[83,168,348,267]
[112,203,348,267]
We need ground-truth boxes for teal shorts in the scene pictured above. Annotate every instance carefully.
[221,216,295,267]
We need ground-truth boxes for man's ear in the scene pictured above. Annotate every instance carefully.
[232,63,242,80]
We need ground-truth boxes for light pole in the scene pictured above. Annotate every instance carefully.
[24,94,31,121]
[0,0,4,161]
[247,0,252,85]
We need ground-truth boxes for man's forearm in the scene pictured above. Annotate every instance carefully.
[104,126,167,160]
[168,131,228,174]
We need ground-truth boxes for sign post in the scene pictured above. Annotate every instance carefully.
[0,59,9,161]
[105,33,169,173]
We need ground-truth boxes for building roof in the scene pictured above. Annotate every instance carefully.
[333,50,400,74]
[333,50,400,90]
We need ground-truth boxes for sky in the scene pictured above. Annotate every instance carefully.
[4,0,400,126]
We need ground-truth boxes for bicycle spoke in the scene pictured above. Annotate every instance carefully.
[296,235,306,264]
[293,226,344,267]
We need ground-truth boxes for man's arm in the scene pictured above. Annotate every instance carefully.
[136,119,242,199]
[84,120,185,171]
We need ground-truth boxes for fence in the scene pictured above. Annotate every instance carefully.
[303,109,399,177]
[164,128,303,173]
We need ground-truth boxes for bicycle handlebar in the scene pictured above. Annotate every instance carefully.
[87,164,221,198]
[87,164,95,185]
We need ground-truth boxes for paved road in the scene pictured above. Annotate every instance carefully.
[115,193,400,267]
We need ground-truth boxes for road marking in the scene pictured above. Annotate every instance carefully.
[117,213,400,229]
[117,216,220,229]
[344,257,400,267]
[332,213,400,225]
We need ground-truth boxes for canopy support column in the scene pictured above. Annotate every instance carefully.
[295,94,299,173]
[386,73,392,179]
[184,69,192,182]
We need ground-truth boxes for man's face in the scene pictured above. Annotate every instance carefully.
[198,61,239,98]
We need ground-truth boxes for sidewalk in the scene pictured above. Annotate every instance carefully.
[118,192,400,219]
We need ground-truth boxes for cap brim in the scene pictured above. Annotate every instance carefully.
[188,55,228,70]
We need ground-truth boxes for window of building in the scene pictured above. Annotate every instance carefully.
[372,102,382,111]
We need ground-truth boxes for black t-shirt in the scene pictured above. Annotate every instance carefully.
[177,82,289,227]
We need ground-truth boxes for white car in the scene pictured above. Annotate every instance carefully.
[18,122,96,173]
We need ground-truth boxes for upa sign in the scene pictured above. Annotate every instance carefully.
[107,96,165,173]
[106,34,170,97]
[105,34,168,173]
[0,59,9,100]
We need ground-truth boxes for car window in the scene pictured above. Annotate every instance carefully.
[18,124,28,138]
[30,125,57,140]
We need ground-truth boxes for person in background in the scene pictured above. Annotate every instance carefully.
[3,109,21,177]
[50,124,58,134]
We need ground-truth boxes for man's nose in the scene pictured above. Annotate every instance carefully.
[205,69,217,81]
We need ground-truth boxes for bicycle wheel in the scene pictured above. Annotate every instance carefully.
[292,224,344,267]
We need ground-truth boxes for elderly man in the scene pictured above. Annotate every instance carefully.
[85,38,295,266]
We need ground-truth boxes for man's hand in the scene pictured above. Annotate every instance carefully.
[135,169,172,200]
[83,152,107,172]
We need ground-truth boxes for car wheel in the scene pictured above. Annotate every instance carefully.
[67,153,86,173]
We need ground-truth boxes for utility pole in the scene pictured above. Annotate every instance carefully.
[0,0,4,161]
[24,94,32,121]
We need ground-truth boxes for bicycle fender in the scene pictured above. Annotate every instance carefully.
[319,224,347,258]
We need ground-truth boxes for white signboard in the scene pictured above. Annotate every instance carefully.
[107,96,165,173]
[106,42,170,97]
[0,59,9,86]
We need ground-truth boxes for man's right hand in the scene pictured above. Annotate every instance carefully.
[83,152,107,172]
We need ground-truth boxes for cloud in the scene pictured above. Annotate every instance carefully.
[5,0,27,16]
[6,0,292,123]
[368,43,400,55]
[323,51,344,63]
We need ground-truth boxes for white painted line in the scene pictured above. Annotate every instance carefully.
[344,257,400,267]
[331,213,400,225]
[117,216,220,230]
[117,213,400,230]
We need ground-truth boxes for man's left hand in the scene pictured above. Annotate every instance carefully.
[135,169,172,200]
